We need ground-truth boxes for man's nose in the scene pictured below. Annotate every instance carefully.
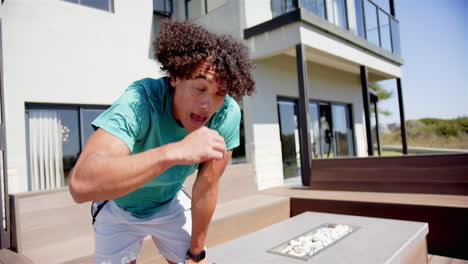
[200,95,213,111]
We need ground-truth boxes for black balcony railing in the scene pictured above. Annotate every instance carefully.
[270,0,401,56]
[359,0,401,56]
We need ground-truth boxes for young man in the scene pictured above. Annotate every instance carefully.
[69,20,255,264]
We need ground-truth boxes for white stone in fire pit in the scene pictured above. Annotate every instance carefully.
[275,224,354,259]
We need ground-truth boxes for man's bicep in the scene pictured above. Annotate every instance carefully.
[74,128,131,168]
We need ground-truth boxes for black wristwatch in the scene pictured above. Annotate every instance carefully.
[186,249,206,262]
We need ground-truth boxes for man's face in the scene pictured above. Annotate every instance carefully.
[171,62,225,132]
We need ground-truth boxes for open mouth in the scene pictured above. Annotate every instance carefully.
[190,113,207,125]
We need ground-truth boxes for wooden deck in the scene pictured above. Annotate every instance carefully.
[261,186,468,261]
[261,187,468,208]
[308,154,468,195]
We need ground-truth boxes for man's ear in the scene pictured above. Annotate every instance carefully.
[170,76,179,88]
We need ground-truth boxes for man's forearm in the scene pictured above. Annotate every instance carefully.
[70,142,179,203]
[190,180,218,253]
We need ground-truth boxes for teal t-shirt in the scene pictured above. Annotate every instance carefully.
[92,77,241,218]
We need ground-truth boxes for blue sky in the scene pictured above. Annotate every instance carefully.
[374,0,468,124]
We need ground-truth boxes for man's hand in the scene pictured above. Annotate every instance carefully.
[173,127,226,164]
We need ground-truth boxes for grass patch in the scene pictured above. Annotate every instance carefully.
[382,117,468,149]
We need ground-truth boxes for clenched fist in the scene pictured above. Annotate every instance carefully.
[172,127,226,165]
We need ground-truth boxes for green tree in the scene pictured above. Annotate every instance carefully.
[370,82,393,116]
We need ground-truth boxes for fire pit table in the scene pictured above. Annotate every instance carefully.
[209,212,429,264]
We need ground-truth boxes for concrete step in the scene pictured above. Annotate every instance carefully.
[0,249,33,264]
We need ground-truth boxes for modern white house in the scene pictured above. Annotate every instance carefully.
[0,0,407,253]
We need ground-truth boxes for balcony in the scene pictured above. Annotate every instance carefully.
[270,0,401,56]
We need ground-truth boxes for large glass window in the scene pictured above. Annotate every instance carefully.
[26,104,108,191]
[154,0,173,16]
[364,0,380,46]
[271,0,298,18]
[63,0,114,12]
[354,0,366,38]
[327,0,348,29]
[378,9,392,51]
[300,0,326,18]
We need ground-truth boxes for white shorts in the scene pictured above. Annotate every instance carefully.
[93,191,192,264]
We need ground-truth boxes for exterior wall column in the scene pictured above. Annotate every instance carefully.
[360,66,374,156]
[396,78,408,154]
[295,44,312,186]
[0,19,11,249]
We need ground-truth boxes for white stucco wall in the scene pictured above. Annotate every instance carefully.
[244,54,367,190]
[244,0,272,28]
[190,0,243,39]
[0,0,164,193]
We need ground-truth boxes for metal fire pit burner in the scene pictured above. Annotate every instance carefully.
[267,223,359,261]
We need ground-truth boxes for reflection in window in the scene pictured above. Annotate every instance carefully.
[354,0,366,38]
[331,104,354,156]
[319,103,335,157]
[81,108,107,148]
[300,0,326,18]
[26,105,108,191]
[278,100,301,180]
[271,0,298,18]
[378,10,392,51]
[327,0,348,29]
[309,102,321,157]
[154,0,173,16]
[391,17,401,55]
[364,0,379,46]
[63,0,114,12]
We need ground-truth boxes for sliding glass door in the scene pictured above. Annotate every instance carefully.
[278,98,355,181]
[277,99,301,180]
[331,103,355,156]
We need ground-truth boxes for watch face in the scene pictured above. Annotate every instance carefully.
[199,250,206,260]
[187,249,206,261]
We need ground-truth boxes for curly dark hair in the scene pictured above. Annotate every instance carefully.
[154,19,255,97]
